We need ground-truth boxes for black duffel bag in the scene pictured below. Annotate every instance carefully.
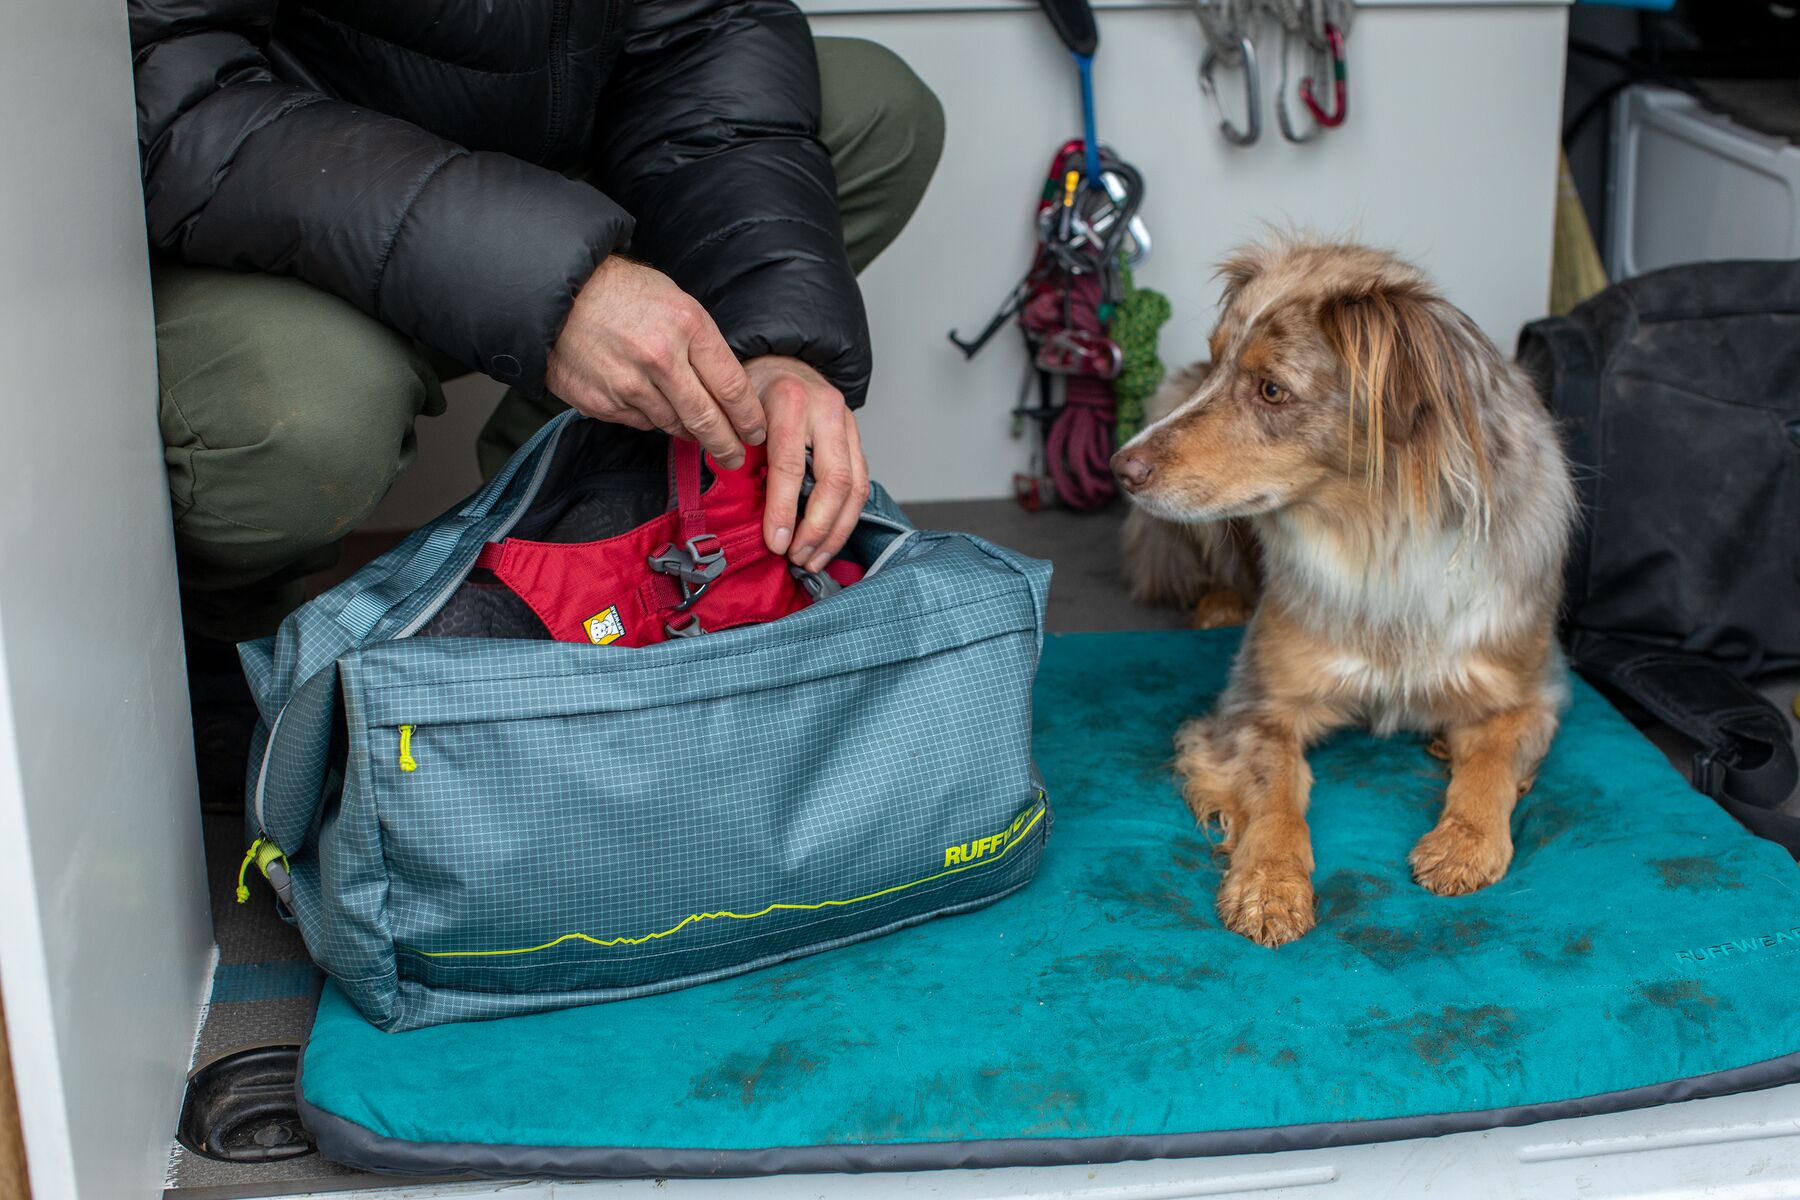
[1519,259,1800,853]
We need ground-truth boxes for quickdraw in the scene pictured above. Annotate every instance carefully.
[949,141,1157,512]
[949,0,1170,511]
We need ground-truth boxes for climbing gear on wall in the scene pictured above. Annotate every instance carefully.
[1193,0,1261,145]
[1272,0,1321,142]
[947,0,1167,510]
[1300,10,1349,128]
[1190,0,1354,144]
[950,139,1153,511]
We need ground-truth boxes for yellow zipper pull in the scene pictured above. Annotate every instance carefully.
[235,838,264,904]
[398,724,418,773]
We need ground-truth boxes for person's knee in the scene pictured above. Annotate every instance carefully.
[816,39,945,271]
[168,323,433,585]
[823,39,945,183]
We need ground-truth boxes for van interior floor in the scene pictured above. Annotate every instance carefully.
[166,499,1800,1198]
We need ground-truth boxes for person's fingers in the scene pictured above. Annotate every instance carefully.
[762,402,807,558]
[656,356,744,468]
[791,404,850,570]
[686,314,765,446]
[606,407,657,432]
[619,385,685,439]
[816,415,869,570]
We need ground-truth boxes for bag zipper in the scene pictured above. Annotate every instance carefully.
[398,724,418,773]
[234,836,291,905]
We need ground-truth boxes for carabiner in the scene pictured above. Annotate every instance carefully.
[1199,34,1261,146]
[1275,25,1320,143]
[1300,22,1347,129]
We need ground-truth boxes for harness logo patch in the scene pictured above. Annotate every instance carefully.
[584,606,626,645]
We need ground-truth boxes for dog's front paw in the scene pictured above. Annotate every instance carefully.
[1410,817,1512,896]
[1192,589,1254,630]
[1217,859,1315,947]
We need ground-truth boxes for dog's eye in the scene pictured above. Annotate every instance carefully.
[1258,379,1288,404]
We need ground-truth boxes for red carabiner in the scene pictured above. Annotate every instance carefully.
[1300,24,1348,129]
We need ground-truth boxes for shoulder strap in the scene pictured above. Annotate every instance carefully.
[1569,631,1800,856]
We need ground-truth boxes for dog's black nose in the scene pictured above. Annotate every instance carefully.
[1112,450,1154,491]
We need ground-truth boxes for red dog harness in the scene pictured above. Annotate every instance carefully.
[474,438,861,647]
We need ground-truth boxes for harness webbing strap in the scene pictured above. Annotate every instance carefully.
[671,438,707,544]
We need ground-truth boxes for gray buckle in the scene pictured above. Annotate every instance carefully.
[663,611,706,639]
[648,534,726,612]
[792,563,841,601]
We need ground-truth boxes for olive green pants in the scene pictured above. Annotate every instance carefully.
[156,38,944,642]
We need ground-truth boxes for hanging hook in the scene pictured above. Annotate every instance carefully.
[1275,24,1320,143]
[1199,33,1261,146]
[1299,22,1347,129]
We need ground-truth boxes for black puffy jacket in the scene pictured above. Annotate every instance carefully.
[130,0,871,404]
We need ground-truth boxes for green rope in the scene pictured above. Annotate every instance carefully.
[1108,259,1172,444]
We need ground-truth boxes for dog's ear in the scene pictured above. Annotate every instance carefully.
[1215,246,1265,313]
[1317,280,1488,512]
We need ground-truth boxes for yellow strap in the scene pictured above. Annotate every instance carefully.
[234,838,263,905]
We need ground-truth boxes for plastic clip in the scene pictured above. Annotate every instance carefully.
[663,611,706,639]
[648,534,727,611]
[792,564,842,601]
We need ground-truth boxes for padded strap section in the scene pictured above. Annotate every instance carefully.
[1570,631,1800,855]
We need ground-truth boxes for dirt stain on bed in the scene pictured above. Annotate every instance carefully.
[1648,855,1745,891]
[729,966,815,1005]
[1634,979,1728,1023]
[688,1041,822,1107]
[1170,832,1220,874]
[1050,949,1224,989]
[1375,1004,1521,1066]
[1084,849,1216,930]
[1338,913,1498,970]
[1315,870,1394,923]
[1512,781,1603,857]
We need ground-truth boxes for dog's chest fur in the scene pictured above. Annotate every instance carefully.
[1254,513,1557,734]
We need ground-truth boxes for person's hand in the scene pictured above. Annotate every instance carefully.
[546,257,764,469]
[746,355,869,572]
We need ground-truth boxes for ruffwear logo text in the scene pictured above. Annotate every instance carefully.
[1675,926,1800,964]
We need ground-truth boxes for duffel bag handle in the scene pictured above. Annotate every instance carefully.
[335,411,577,640]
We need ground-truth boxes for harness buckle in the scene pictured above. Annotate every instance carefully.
[792,563,842,601]
[648,534,727,611]
[663,611,706,639]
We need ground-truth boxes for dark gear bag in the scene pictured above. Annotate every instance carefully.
[1519,259,1800,853]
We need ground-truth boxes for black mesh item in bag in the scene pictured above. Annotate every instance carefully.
[1519,259,1800,851]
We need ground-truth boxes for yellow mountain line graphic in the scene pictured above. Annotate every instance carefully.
[407,802,1046,959]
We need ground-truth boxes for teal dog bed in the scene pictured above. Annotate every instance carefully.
[299,630,1800,1177]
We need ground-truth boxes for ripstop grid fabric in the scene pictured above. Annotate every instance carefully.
[241,413,1055,1031]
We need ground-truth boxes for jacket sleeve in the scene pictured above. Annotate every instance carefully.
[594,0,871,407]
[130,0,633,392]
